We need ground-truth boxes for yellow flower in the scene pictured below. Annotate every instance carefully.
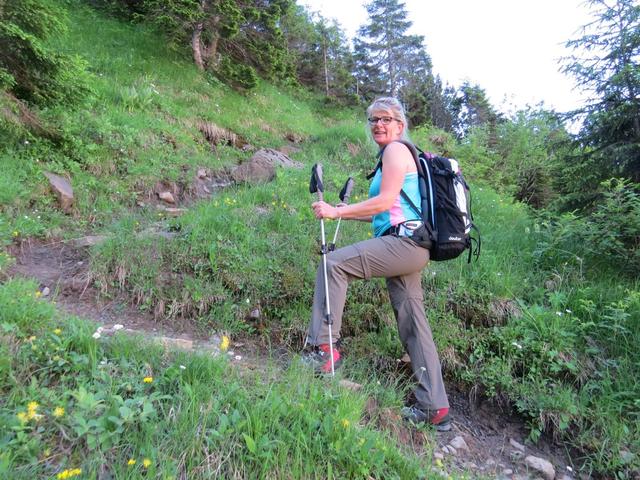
[435,458,444,468]
[17,411,27,423]
[27,401,39,412]
[220,335,230,352]
[143,376,153,384]
[28,336,36,342]
[53,406,65,418]
[53,328,62,335]
[35,291,42,298]
[341,419,350,428]
[142,458,152,468]
[12,231,19,237]
[127,459,137,466]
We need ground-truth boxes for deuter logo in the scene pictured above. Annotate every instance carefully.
[448,236,462,241]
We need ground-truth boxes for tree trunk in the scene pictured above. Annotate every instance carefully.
[323,41,329,96]
[192,23,205,71]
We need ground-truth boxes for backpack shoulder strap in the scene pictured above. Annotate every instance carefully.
[366,148,384,180]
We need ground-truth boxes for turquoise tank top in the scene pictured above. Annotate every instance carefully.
[369,166,421,237]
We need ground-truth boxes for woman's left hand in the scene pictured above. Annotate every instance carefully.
[312,201,339,219]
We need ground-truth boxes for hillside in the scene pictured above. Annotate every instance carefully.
[1,3,639,479]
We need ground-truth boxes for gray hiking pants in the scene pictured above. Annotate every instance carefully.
[306,235,449,410]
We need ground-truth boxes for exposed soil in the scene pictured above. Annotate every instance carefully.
[6,238,581,480]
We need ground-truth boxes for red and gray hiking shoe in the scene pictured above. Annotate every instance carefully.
[401,405,452,432]
[301,344,341,374]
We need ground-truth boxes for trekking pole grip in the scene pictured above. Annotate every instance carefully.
[339,177,354,204]
[310,163,324,202]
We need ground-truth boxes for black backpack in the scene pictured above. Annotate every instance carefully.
[370,141,480,262]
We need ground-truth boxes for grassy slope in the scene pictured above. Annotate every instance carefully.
[0,2,638,478]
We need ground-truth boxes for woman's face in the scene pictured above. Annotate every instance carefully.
[369,109,404,146]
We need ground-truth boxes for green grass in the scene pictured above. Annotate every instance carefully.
[0,1,639,478]
[0,278,434,479]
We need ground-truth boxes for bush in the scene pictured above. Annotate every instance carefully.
[534,179,640,277]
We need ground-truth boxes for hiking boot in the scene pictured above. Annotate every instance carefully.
[301,344,341,374]
[401,405,452,432]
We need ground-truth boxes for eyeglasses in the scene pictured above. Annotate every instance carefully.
[368,116,399,125]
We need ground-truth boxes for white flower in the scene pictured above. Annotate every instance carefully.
[112,324,124,331]
[92,332,101,339]
[565,309,572,314]
[234,355,242,361]
[512,341,523,349]
[556,311,563,316]
[179,365,186,370]
[96,326,104,333]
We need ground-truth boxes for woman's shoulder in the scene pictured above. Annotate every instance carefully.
[381,141,415,166]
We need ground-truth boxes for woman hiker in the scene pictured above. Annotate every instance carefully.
[303,96,451,431]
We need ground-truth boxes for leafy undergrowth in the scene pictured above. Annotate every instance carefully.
[0,278,435,479]
[0,3,638,478]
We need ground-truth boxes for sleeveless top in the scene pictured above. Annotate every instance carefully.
[369,158,421,238]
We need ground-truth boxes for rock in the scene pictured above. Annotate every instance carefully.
[338,379,362,391]
[160,207,187,216]
[158,191,175,204]
[502,468,513,476]
[71,235,108,247]
[441,446,450,454]
[524,455,555,480]
[41,286,50,297]
[433,452,444,460]
[620,449,635,464]
[155,336,194,351]
[450,436,469,451]
[231,148,303,185]
[510,438,526,452]
[196,168,208,179]
[399,352,411,364]
[558,475,574,480]
[43,172,74,213]
[510,450,525,462]
[463,462,478,470]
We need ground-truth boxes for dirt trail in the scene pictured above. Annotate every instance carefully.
[6,238,580,480]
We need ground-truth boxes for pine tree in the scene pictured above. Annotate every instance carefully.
[354,0,453,128]
[0,0,89,105]
[561,0,640,192]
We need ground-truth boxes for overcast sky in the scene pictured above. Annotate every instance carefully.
[303,0,594,114]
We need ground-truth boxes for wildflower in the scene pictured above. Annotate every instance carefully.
[143,376,153,384]
[35,291,42,298]
[142,458,152,468]
[556,311,563,316]
[92,332,101,339]
[435,458,444,468]
[128,459,137,466]
[220,335,230,352]
[17,411,28,423]
[53,407,65,418]
[53,328,62,335]
[27,401,39,412]
[565,309,572,314]
[179,365,186,370]
[113,324,124,330]
[512,341,523,350]
[56,468,82,479]
[235,355,242,361]
[28,336,36,342]
[341,419,350,428]
[12,231,19,237]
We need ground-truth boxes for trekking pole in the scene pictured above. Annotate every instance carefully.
[329,177,354,252]
[309,163,335,376]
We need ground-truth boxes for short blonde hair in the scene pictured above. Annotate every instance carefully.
[366,97,410,141]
